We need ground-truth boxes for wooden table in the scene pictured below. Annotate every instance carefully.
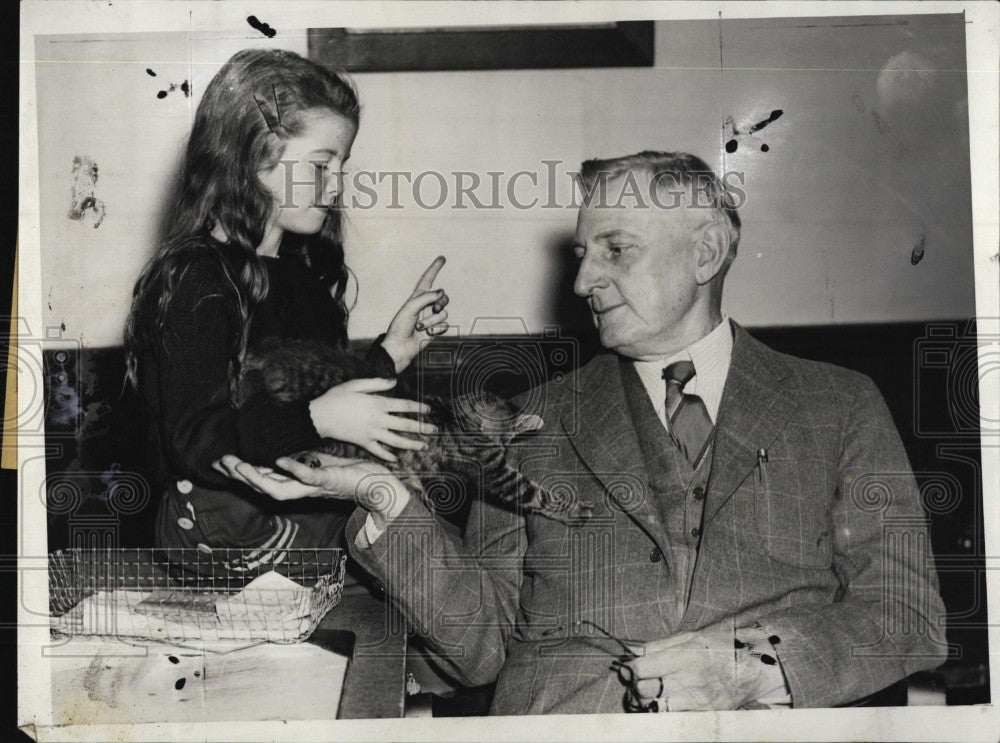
[46,558,408,725]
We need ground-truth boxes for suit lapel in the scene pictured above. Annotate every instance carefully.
[703,323,800,526]
[559,354,667,545]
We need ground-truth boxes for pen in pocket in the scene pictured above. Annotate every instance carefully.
[756,448,769,485]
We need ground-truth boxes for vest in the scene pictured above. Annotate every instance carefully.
[619,360,715,633]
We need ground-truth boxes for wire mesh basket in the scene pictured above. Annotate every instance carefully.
[49,547,346,645]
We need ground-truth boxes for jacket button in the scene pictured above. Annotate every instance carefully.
[177,480,193,494]
[692,486,706,500]
[690,527,701,539]
[177,517,194,531]
[649,547,663,562]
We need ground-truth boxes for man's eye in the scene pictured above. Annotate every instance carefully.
[608,244,630,256]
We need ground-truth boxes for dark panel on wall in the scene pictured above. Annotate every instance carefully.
[308,22,654,72]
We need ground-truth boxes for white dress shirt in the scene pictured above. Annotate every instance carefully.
[632,316,734,430]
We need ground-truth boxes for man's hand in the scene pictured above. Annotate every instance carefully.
[380,256,450,373]
[622,626,772,711]
[213,453,412,523]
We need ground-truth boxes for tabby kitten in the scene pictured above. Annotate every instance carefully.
[234,337,591,522]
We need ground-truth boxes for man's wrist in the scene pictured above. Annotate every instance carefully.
[362,482,411,532]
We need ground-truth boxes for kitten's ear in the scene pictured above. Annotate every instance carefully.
[513,414,544,434]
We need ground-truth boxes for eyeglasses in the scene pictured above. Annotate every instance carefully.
[541,619,665,713]
[614,657,666,713]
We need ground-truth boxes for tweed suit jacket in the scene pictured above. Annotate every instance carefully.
[347,322,948,714]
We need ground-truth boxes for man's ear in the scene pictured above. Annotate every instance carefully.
[694,220,731,285]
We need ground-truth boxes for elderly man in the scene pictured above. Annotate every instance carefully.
[222,151,947,714]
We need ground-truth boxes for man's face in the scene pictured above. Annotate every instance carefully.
[572,173,706,360]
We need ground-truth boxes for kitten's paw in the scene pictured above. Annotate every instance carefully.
[514,414,544,434]
[292,451,322,469]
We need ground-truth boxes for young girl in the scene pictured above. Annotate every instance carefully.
[124,48,448,566]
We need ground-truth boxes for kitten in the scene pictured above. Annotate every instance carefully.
[234,337,591,523]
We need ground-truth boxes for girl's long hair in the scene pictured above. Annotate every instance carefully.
[123,49,360,391]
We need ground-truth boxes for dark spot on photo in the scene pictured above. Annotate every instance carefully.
[146,68,156,77]
[748,109,784,134]
[175,677,186,690]
[167,655,179,664]
[247,15,277,38]
[911,233,926,265]
[156,81,190,100]
[726,109,784,154]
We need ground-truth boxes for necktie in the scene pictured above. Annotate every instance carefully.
[662,360,714,467]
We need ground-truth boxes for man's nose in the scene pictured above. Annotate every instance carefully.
[573,252,603,298]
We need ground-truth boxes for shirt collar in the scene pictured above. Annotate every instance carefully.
[632,317,734,424]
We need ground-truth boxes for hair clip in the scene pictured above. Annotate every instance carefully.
[253,84,282,133]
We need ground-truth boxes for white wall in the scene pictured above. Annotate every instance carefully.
[34,14,975,348]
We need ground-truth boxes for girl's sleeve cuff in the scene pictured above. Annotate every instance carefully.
[238,397,323,464]
[365,334,398,378]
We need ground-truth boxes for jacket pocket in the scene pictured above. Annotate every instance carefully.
[753,459,834,569]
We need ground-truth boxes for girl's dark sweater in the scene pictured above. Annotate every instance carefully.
[136,243,394,491]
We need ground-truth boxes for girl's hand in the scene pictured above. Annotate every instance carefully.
[380,256,450,373]
[308,378,435,462]
[214,453,411,521]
